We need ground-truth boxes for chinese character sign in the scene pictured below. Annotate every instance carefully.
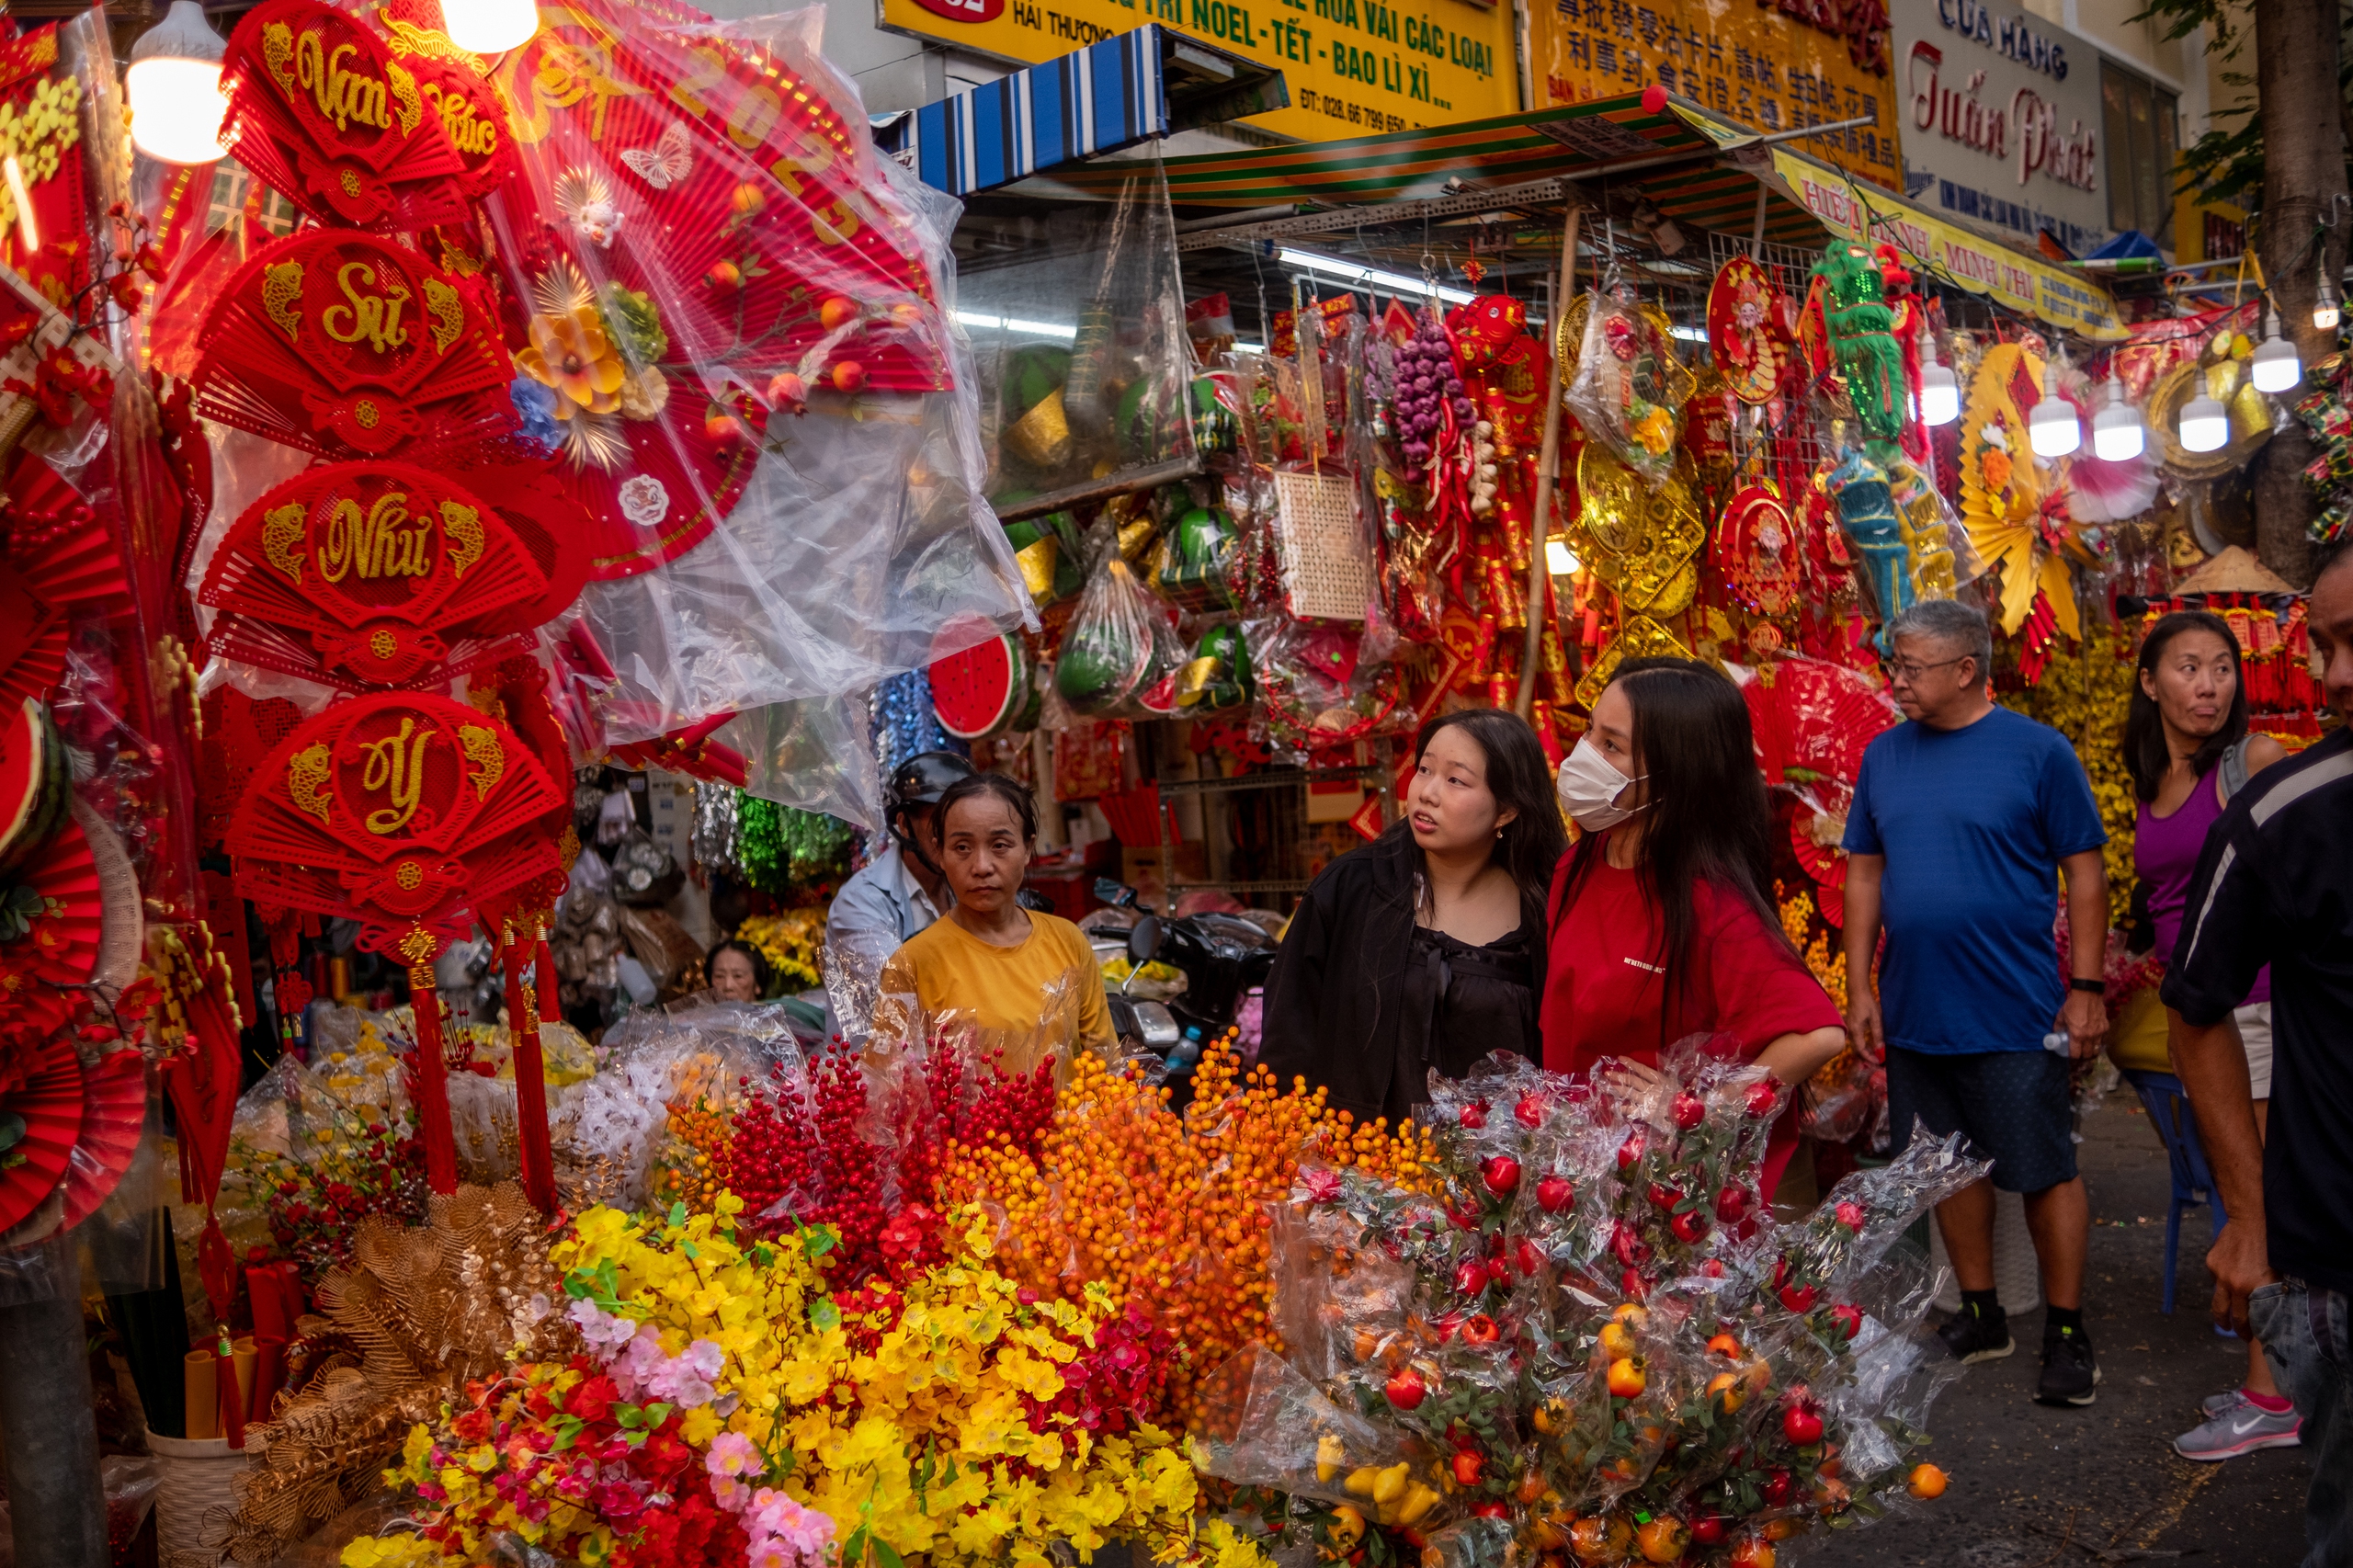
[1528,0,1901,194]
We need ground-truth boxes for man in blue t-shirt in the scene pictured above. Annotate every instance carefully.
[1842,598,2110,1409]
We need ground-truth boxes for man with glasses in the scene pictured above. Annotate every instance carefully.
[1842,598,2112,1406]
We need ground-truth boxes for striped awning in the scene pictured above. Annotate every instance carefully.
[886,26,1285,198]
[1032,91,1829,245]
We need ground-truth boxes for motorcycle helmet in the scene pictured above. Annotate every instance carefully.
[884,751,975,870]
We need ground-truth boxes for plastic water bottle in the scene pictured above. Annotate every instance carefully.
[2041,1032,2071,1053]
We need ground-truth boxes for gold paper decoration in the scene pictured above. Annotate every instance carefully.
[1574,446,1706,617]
[1959,344,2080,640]
[1574,613,1692,708]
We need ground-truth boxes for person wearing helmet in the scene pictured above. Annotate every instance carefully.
[825,751,974,1035]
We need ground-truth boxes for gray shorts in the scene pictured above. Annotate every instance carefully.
[1887,1045,2075,1193]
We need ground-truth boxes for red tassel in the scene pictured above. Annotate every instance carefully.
[503,936,555,1212]
[405,962,458,1196]
[536,934,560,1026]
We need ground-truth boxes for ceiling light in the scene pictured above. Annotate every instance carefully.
[1277,248,1476,306]
[445,0,541,54]
[127,1,229,165]
[2178,391,2230,453]
[2250,307,2303,393]
[1545,538,1579,575]
[2026,353,2080,458]
[2090,374,2144,461]
[2314,275,2341,333]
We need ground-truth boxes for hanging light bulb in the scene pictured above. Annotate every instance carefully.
[2027,353,2081,458]
[2250,306,2304,393]
[2178,390,2231,453]
[2313,274,2341,334]
[127,1,230,165]
[445,0,541,53]
[1545,537,1580,575]
[2090,374,2144,461]
[1917,333,1961,426]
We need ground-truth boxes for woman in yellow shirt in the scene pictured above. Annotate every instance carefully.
[876,773,1111,1059]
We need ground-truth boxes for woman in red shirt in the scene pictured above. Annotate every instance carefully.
[1543,658,1847,1198]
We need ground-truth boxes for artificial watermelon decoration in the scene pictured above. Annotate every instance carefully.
[1155,505,1238,610]
[1176,624,1252,710]
[1001,509,1086,607]
[0,699,69,876]
[1054,556,1160,717]
[1001,346,1074,470]
[931,632,1039,741]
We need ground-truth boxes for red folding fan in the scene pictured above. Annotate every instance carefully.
[0,455,134,713]
[0,812,107,1055]
[63,1047,147,1228]
[1742,655,1902,795]
[382,35,516,202]
[199,461,552,689]
[219,0,469,233]
[225,691,567,950]
[190,230,511,459]
[0,1033,78,1233]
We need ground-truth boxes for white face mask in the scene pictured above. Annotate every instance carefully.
[1555,737,1648,833]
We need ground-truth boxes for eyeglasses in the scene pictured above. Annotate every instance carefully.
[1882,654,1971,682]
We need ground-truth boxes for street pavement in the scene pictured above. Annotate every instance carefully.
[1804,1092,2311,1568]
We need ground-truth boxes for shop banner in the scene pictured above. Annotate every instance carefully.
[1891,0,2109,256]
[1526,0,1901,195]
[1768,147,2124,338]
[878,0,1516,142]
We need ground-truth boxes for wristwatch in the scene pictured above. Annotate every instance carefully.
[2068,977,2105,994]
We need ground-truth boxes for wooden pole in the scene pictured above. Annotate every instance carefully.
[1515,202,1581,718]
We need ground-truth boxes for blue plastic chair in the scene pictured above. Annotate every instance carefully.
[2120,1068,2229,1314]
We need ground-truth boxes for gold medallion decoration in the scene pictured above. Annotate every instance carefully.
[1574,447,1706,618]
[1574,614,1692,709]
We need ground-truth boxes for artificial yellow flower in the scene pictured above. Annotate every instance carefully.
[517,307,628,417]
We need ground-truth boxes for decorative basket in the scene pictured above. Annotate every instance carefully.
[143,1428,252,1568]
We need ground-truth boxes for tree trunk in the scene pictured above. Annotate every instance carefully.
[2253,0,2349,587]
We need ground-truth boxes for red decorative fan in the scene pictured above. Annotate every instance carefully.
[0,456,134,713]
[199,461,551,689]
[432,458,593,621]
[220,0,470,233]
[63,1047,147,1227]
[197,689,308,835]
[381,29,517,202]
[1790,812,1848,927]
[1742,655,1902,796]
[225,691,567,949]
[190,229,512,460]
[0,1034,78,1233]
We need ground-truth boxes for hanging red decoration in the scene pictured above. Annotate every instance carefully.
[219,0,471,232]
[199,461,553,689]
[189,229,512,459]
[1708,256,1791,405]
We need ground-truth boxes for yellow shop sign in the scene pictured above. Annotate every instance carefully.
[881,0,1517,141]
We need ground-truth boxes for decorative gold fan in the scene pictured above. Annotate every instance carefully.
[1959,343,2078,641]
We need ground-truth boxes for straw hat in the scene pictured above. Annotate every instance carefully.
[2175,544,2296,595]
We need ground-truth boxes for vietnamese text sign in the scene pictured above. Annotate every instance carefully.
[1892,0,2109,255]
[1771,147,2123,337]
[881,0,1517,141]
[1527,0,1901,194]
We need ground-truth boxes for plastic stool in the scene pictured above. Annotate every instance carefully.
[2120,1068,2227,1314]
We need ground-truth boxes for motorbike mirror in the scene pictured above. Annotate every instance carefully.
[1093,877,1137,908]
[1128,915,1164,964]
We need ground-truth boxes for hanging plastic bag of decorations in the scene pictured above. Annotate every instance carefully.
[1563,289,1696,489]
[958,155,1196,504]
[1054,517,1189,721]
[1242,612,1419,760]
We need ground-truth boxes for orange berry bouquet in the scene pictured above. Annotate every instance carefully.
[1195,1047,1985,1567]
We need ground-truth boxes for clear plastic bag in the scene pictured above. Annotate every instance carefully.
[1563,292,1690,487]
[1053,531,1186,720]
[1189,1346,1441,1525]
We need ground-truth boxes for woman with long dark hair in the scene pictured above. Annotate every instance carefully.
[1542,658,1845,1197]
[2114,611,2295,1460]
[1260,708,1570,1126]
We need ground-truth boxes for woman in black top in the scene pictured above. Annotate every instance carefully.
[1260,708,1568,1126]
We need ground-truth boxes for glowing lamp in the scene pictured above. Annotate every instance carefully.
[1916,335,1960,426]
[445,0,541,54]
[126,2,229,166]
[1545,538,1580,575]
[2250,309,2303,394]
[2314,275,2341,334]
[2090,375,2144,462]
[2026,358,2080,458]
[2178,392,2230,453]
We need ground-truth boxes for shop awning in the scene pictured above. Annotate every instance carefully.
[1753,146,2126,340]
[1036,92,1830,246]
[882,26,1286,198]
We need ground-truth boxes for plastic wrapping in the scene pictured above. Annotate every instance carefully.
[1563,293,1691,487]
[1190,1346,1438,1522]
[722,693,884,831]
[956,161,1195,506]
[1054,528,1186,719]
[1244,614,1415,757]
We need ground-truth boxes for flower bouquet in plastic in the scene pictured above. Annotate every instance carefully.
[1199,1041,1987,1566]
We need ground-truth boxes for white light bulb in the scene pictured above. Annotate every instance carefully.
[126,2,229,166]
[2028,359,2081,458]
[2315,277,2341,334]
[2178,392,2231,453]
[1918,362,1961,426]
[445,0,541,54]
[1545,537,1579,575]
[2090,375,2144,461]
[2251,309,2303,393]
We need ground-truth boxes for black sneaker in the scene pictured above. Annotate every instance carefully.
[2037,1321,2100,1406]
[1938,1302,2016,1364]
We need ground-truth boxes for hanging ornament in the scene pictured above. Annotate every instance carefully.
[1960,345,2086,649]
[1807,242,1906,446]
[1707,256,1790,405]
